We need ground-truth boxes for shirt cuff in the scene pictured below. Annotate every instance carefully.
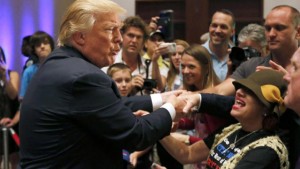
[150,93,163,111]
[198,94,202,110]
[161,103,175,120]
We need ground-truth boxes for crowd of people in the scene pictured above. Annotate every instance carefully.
[0,0,300,169]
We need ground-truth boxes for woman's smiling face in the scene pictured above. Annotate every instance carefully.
[181,54,203,87]
[231,87,266,124]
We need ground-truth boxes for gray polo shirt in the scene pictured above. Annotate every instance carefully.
[231,54,272,80]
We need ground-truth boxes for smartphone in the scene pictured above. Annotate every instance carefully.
[158,9,174,41]
[159,42,176,53]
[157,17,170,27]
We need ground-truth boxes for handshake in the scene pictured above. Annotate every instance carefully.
[133,90,201,121]
[161,90,201,121]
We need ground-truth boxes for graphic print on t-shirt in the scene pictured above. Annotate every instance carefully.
[206,135,240,169]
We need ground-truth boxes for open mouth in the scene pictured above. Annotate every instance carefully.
[236,99,245,107]
[232,98,245,110]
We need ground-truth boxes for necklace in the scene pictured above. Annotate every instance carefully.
[222,130,260,153]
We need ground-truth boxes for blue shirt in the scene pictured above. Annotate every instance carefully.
[20,64,39,99]
[202,40,228,81]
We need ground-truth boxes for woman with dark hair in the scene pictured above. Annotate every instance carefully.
[0,46,20,169]
[159,70,289,169]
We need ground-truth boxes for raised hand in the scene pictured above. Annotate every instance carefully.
[178,92,201,113]
[131,74,144,89]
[155,42,176,56]
[256,60,288,75]
[149,16,160,32]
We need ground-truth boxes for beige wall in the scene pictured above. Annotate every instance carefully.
[53,0,135,41]
[114,0,135,17]
[53,0,74,41]
[264,0,300,18]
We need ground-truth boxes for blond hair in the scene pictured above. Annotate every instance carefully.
[166,39,189,91]
[107,63,132,78]
[58,0,126,46]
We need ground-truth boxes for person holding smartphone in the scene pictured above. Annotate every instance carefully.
[0,46,20,169]
[143,30,173,92]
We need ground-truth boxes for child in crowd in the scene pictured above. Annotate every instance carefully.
[107,63,153,169]
[107,63,133,97]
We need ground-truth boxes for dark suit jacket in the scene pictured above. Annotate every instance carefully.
[19,46,172,169]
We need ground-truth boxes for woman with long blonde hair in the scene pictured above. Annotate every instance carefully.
[165,39,189,91]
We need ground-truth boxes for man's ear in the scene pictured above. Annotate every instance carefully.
[296,25,300,40]
[72,32,86,46]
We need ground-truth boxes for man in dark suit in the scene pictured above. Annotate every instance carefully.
[18,0,186,168]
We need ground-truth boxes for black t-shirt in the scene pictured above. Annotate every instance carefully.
[0,70,20,154]
[204,129,280,169]
[0,70,19,118]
